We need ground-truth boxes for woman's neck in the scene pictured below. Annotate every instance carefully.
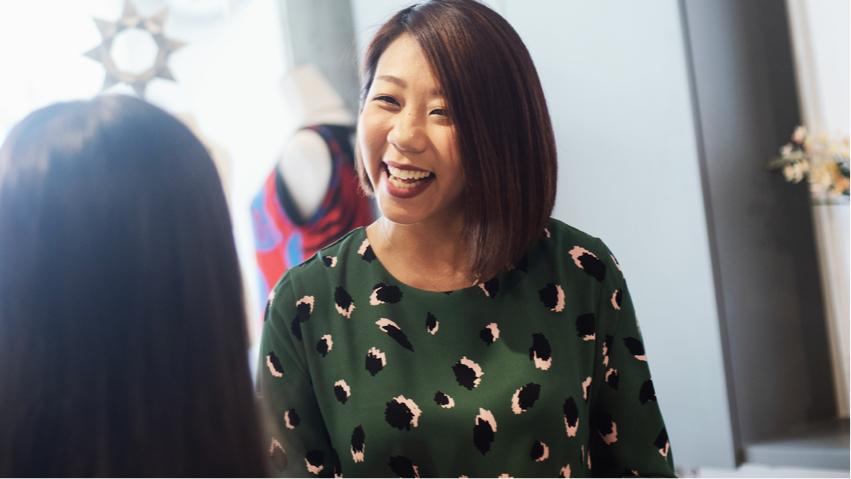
[366,215,476,291]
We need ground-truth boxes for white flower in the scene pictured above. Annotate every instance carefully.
[792,165,802,182]
[794,162,808,182]
[783,161,808,183]
[783,164,795,182]
[772,126,849,200]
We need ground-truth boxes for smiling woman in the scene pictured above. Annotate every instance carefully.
[356,3,558,287]
[257,1,676,477]
[357,33,469,286]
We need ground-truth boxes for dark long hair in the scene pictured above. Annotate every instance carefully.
[0,95,266,476]
[357,0,558,280]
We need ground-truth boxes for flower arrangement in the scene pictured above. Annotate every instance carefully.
[769,126,850,202]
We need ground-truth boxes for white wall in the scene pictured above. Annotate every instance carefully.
[350,0,737,469]
[786,0,850,418]
[786,0,850,136]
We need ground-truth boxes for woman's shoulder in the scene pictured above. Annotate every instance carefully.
[297,226,369,270]
[541,217,623,284]
[546,217,595,243]
[545,218,611,254]
[270,227,369,297]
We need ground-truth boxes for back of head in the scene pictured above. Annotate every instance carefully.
[0,95,265,476]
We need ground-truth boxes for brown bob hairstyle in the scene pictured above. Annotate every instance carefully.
[357,0,558,281]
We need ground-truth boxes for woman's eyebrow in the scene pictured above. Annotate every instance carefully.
[376,74,443,97]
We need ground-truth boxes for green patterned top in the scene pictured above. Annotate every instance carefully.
[257,218,675,477]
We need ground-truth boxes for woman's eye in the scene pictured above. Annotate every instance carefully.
[374,95,399,106]
[430,108,448,116]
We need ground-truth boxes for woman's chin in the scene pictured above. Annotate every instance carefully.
[376,181,429,224]
[376,201,427,225]
[374,176,463,227]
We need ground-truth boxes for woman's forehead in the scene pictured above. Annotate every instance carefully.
[374,34,441,94]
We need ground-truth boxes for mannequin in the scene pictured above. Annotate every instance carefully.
[277,64,355,220]
[250,64,373,318]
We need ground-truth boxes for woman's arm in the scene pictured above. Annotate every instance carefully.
[257,275,339,477]
[588,244,676,477]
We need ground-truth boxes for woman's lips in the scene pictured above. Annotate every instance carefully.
[381,164,435,199]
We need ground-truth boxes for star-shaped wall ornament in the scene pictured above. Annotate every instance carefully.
[84,0,185,98]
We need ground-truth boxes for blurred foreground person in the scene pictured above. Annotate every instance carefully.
[0,95,266,476]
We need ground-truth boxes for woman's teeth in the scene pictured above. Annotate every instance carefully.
[387,164,433,181]
[389,175,419,189]
[385,164,434,189]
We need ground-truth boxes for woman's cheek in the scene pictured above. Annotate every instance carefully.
[360,148,380,188]
[363,114,390,161]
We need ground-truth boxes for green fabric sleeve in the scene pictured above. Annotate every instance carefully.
[588,242,676,477]
[258,275,339,478]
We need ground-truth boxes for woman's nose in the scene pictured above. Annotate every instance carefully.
[387,110,427,154]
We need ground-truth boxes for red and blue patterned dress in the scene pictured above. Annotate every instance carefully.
[251,125,374,315]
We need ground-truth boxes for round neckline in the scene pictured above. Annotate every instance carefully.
[357,226,485,296]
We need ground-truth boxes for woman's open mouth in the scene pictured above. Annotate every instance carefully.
[382,162,436,198]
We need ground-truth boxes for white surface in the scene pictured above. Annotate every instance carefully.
[275,64,355,219]
[786,0,851,418]
[785,0,850,137]
[0,1,106,139]
[280,64,354,127]
[811,204,851,418]
[277,129,333,219]
[695,463,849,478]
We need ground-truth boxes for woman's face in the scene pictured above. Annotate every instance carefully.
[358,33,464,227]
